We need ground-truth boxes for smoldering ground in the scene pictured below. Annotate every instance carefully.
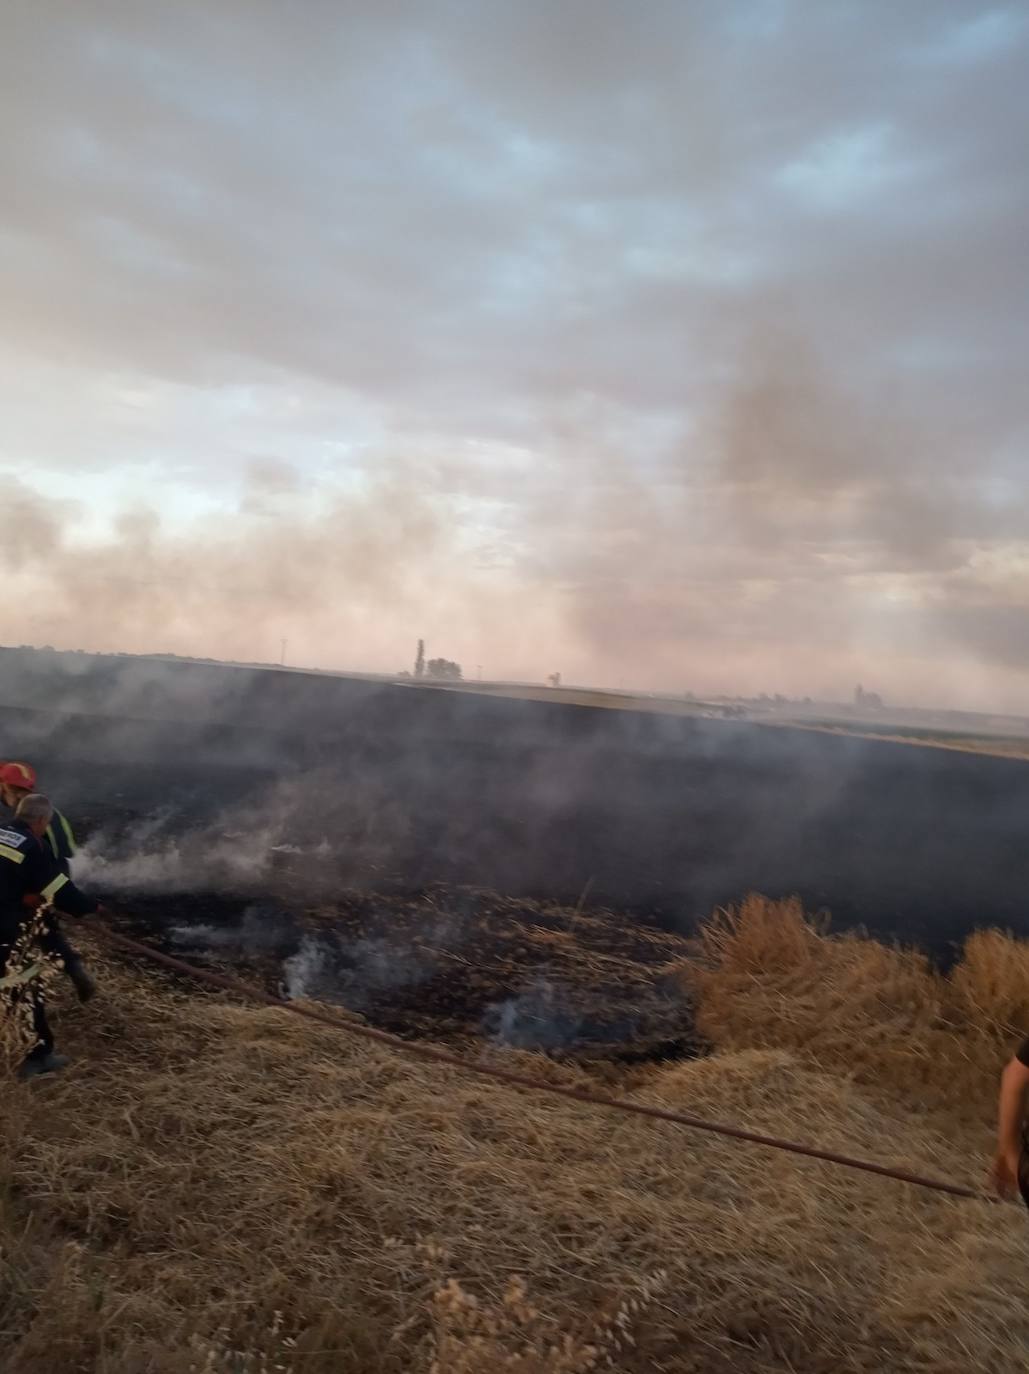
[3,643,1029,1058]
[6,647,1029,955]
[2,2,1028,1057]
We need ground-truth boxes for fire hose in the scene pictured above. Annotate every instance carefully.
[95,925,992,1204]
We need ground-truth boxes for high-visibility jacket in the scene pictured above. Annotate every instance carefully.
[44,808,76,875]
[0,796,77,876]
[0,819,96,954]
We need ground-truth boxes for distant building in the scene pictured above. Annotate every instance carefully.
[855,684,884,710]
[426,657,462,682]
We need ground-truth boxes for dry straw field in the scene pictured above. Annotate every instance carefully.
[4,895,1029,1373]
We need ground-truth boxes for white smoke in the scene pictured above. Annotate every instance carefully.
[487,977,584,1051]
[169,906,289,954]
[71,768,351,897]
[168,922,234,949]
[281,935,335,1001]
[282,917,461,1008]
[75,829,282,893]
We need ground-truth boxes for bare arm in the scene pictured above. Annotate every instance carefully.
[993,1056,1029,1198]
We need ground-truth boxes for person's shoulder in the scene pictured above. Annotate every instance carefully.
[0,821,36,854]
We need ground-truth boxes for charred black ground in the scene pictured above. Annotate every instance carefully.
[115,884,702,1059]
[2,645,1029,1051]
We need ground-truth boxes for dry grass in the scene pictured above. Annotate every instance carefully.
[684,894,1029,1116]
[2,900,1029,1372]
[772,720,1029,761]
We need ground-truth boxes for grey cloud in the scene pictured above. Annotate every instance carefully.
[0,0,1027,708]
[238,458,302,515]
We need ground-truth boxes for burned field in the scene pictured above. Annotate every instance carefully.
[3,646,1029,1057]
[119,885,701,1060]
[9,653,1029,1373]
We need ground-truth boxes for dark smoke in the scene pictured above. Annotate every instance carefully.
[1,4,1027,706]
[4,647,1029,960]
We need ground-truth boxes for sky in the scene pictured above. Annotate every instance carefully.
[1,1,1027,710]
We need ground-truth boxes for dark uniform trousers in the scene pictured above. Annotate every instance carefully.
[39,811,84,977]
[37,916,82,974]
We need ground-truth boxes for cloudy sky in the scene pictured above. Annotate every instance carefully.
[2,1,1027,708]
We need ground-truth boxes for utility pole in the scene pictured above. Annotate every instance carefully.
[477,664,482,681]
[280,638,287,666]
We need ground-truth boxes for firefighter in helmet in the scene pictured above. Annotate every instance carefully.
[0,762,96,1001]
[1,793,102,1078]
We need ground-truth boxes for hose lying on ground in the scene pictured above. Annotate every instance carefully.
[95,924,992,1204]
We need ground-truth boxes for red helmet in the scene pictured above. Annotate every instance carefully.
[0,761,37,791]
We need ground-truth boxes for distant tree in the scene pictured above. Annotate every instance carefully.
[426,658,462,681]
[547,672,562,688]
[415,639,425,679]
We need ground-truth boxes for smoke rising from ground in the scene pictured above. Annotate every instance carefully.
[2,3,1028,709]
[6,648,1029,950]
[72,770,342,896]
[74,826,297,896]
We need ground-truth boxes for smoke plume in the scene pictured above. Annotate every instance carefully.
[1,2,1027,709]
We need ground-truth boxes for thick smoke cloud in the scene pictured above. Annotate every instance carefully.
[1,1,1027,708]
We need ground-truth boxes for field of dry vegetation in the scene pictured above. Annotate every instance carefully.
[4,896,1029,1373]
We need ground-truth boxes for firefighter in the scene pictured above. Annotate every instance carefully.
[0,762,78,870]
[0,793,101,1079]
[0,762,96,1002]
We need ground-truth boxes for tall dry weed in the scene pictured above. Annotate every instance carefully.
[427,1270,668,1373]
[946,928,1029,1036]
[684,894,1025,1114]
